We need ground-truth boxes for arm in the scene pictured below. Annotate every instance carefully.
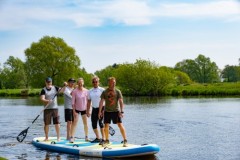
[87,99,91,117]
[40,89,50,105]
[98,98,104,119]
[72,91,76,115]
[59,82,68,93]
[118,98,124,118]
[40,94,50,105]
[64,87,72,98]
[119,98,124,113]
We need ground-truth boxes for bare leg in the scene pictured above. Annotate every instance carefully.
[55,124,60,141]
[93,128,100,139]
[104,123,109,140]
[66,121,72,140]
[81,114,88,140]
[117,123,127,140]
[71,113,79,140]
[44,124,49,141]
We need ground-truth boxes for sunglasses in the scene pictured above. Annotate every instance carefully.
[92,81,98,84]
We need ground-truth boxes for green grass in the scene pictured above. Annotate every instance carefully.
[169,82,240,96]
[0,88,41,97]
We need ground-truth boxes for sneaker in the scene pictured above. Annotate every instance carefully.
[123,139,128,147]
[91,138,101,143]
[99,139,104,145]
[102,139,110,147]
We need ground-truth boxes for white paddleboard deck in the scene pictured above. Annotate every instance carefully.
[32,137,160,158]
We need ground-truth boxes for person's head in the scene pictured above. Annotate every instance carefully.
[77,78,84,88]
[92,76,100,88]
[45,77,52,87]
[108,77,116,88]
[68,78,76,87]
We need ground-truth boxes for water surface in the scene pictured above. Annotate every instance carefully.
[0,97,240,160]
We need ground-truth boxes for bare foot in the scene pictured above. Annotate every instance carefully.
[44,138,48,141]
[69,137,74,143]
[57,138,61,141]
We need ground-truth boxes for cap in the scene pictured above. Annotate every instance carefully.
[68,78,76,83]
[45,77,52,82]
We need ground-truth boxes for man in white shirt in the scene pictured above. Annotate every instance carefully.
[87,76,105,144]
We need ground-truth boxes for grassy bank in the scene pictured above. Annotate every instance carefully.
[0,82,239,97]
[169,82,240,96]
[0,88,41,97]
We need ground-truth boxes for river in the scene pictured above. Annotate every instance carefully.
[0,96,239,160]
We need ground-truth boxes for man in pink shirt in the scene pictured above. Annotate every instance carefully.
[70,78,89,142]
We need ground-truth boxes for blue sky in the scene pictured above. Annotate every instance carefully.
[0,0,240,73]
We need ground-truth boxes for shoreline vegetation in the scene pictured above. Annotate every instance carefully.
[0,82,239,97]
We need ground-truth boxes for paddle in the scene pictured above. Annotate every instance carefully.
[16,86,64,142]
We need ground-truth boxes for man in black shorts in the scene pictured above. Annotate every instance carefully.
[98,77,128,147]
[87,76,105,144]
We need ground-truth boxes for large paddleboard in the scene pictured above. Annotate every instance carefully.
[32,137,160,158]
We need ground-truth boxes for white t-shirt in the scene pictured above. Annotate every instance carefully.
[88,87,105,108]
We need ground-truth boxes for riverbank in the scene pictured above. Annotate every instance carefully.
[169,82,240,96]
[0,82,239,97]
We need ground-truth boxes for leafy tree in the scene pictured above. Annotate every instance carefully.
[25,36,81,88]
[0,56,27,89]
[174,70,192,85]
[221,65,240,82]
[94,64,118,86]
[175,54,220,83]
[114,59,176,96]
[76,67,93,88]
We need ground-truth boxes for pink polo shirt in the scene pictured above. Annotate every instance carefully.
[71,88,88,111]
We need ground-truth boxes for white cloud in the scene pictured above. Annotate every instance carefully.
[0,0,240,30]
[155,0,240,18]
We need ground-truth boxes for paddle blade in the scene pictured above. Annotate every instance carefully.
[16,127,29,142]
[109,126,115,136]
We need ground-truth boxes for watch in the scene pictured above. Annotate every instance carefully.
[121,111,124,113]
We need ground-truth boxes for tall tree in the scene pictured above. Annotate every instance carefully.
[175,54,220,83]
[221,65,240,82]
[25,36,81,88]
[0,56,27,89]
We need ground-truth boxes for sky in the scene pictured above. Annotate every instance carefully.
[0,0,240,73]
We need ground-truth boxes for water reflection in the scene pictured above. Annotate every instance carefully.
[124,96,171,104]
[44,152,159,160]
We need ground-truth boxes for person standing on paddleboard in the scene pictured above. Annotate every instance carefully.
[71,78,89,142]
[62,78,76,140]
[40,77,61,141]
[87,76,105,145]
[98,77,128,147]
